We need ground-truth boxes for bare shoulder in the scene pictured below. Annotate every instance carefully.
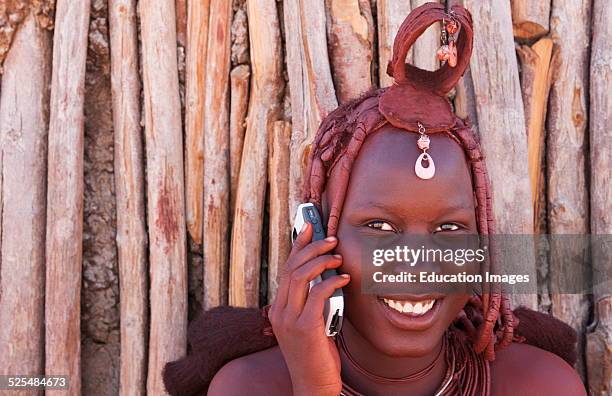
[491,342,586,396]
[208,346,292,396]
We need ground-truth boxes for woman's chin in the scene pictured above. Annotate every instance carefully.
[366,326,446,358]
[347,294,459,358]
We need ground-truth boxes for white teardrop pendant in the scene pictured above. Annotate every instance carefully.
[415,152,435,180]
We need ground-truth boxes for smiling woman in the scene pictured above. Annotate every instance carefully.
[162,3,586,396]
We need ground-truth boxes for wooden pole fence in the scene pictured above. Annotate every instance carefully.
[0,0,607,393]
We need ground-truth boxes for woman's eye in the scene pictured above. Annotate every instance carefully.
[435,223,460,232]
[366,221,396,232]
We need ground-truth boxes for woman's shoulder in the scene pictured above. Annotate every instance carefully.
[208,341,587,395]
[208,346,292,395]
[490,342,586,396]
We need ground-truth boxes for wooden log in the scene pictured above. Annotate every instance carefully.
[451,1,477,130]
[325,0,374,103]
[285,0,338,217]
[299,0,338,119]
[268,121,292,302]
[453,68,479,132]
[462,0,537,310]
[547,0,591,377]
[586,1,612,393]
[511,0,550,41]
[229,64,251,215]
[175,0,187,47]
[516,37,553,228]
[284,0,308,216]
[377,0,412,87]
[411,0,440,72]
[230,0,284,307]
[184,0,210,244]
[0,13,50,386]
[44,0,91,393]
[139,0,188,393]
[202,0,232,309]
[108,0,148,394]
[231,3,250,65]
[0,149,2,302]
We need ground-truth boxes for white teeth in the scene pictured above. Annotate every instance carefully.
[382,298,436,316]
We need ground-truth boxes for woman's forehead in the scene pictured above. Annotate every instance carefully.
[343,126,475,213]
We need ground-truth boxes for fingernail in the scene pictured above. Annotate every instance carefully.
[325,236,337,242]
[333,254,342,259]
[300,222,308,232]
[340,274,350,279]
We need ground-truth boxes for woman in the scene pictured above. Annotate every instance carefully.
[166,3,585,395]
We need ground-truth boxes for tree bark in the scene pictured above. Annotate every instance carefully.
[462,0,536,310]
[411,0,441,72]
[202,0,232,309]
[230,0,284,307]
[44,1,91,394]
[586,0,612,393]
[229,64,251,215]
[516,37,553,228]
[108,0,148,394]
[268,121,292,302]
[139,0,188,393]
[511,0,550,41]
[185,0,210,244]
[377,0,412,87]
[547,0,592,377]
[285,0,338,218]
[0,14,50,392]
[325,0,374,103]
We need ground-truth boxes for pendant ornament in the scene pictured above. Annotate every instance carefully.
[415,122,435,180]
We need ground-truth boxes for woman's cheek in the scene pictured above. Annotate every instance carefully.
[334,231,364,282]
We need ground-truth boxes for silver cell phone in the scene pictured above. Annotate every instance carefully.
[292,203,344,336]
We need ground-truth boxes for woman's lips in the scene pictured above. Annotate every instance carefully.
[376,295,444,331]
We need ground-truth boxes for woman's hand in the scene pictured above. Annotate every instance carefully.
[268,222,350,396]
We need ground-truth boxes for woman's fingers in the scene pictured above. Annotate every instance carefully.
[273,222,313,311]
[300,274,350,324]
[274,225,337,311]
[285,254,343,316]
[288,236,337,273]
[289,221,313,255]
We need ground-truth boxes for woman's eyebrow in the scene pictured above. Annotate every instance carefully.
[350,201,398,213]
[434,205,476,221]
[350,200,474,214]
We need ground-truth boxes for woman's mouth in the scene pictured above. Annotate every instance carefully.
[382,298,436,316]
[376,295,444,331]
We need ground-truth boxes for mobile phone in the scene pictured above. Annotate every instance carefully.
[292,203,344,336]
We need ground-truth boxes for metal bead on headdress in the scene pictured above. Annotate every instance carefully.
[415,121,435,180]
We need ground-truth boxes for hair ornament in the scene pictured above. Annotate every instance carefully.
[415,121,435,179]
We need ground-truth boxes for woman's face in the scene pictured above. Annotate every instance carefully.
[332,125,477,357]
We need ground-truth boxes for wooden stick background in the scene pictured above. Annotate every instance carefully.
[0,0,608,393]
[202,0,232,309]
[108,0,148,393]
[140,0,188,393]
[44,1,90,394]
[0,12,51,387]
